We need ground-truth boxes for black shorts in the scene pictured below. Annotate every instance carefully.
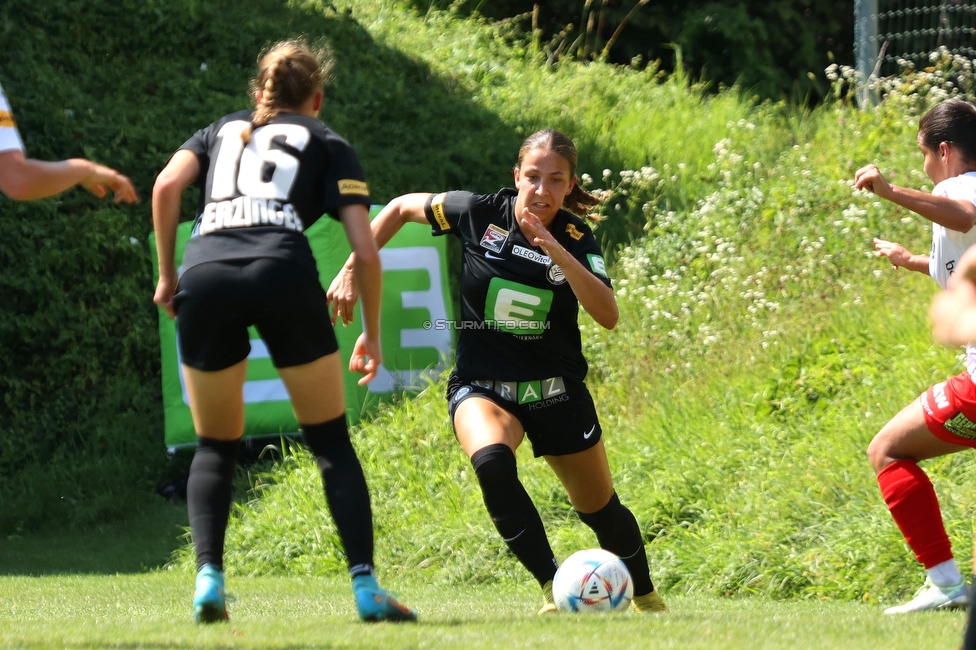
[173,258,338,371]
[446,371,602,457]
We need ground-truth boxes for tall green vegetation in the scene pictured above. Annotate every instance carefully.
[172,8,976,605]
[4,0,975,608]
[403,0,854,101]
[0,0,758,534]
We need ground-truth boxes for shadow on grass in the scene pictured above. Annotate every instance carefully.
[0,497,188,576]
[0,0,522,543]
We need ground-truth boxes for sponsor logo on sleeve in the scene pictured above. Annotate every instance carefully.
[0,111,16,128]
[587,254,608,277]
[430,193,452,231]
[338,179,369,196]
[566,224,584,240]
[480,223,509,253]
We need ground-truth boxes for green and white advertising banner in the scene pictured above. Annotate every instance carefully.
[149,206,454,451]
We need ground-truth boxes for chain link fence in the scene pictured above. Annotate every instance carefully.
[855,0,976,104]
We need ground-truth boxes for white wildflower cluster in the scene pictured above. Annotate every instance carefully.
[585,118,876,377]
[827,47,976,112]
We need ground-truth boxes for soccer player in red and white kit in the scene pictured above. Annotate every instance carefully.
[856,99,976,614]
[152,39,415,624]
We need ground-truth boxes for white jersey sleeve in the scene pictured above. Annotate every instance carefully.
[928,172,976,290]
[0,81,25,154]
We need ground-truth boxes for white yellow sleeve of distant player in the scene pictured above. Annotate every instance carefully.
[0,81,25,154]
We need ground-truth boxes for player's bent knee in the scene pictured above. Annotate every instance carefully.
[301,415,351,456]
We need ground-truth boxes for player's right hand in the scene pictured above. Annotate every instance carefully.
[81,161,138,203]
[153,274,177,319]
[854,163,893,200]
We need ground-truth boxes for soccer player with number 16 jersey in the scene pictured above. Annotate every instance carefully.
[151,38,416,625]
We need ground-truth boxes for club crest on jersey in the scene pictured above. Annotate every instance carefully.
[480,223,509,253]
[0,110,15,128]
[565,224,584,241]
[546,263,566,285]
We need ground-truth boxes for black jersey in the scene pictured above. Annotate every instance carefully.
[425,189,612,382]
[179,110,370,276]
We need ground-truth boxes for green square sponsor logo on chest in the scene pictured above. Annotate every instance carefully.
[484,278,553,335]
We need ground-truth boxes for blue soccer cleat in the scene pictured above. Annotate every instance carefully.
[193,564,229,624]
[352,574,417,623]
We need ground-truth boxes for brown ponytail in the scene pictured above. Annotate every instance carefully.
[517,129,602,219]
[241,38,333,144]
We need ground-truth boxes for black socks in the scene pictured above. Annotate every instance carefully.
[471,443,558,586]
[302,415,374,576]
[187,436,240,572]
[576,492,655,596]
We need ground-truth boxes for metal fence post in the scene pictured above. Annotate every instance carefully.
[855,0,880,107]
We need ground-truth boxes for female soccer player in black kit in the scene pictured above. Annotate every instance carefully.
[328,129,667,614]
[151,39,416,624]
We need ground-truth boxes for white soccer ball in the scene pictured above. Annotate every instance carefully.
[552,548,634,613]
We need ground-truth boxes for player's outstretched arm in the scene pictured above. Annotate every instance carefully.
[327,193,431,327]
[855,162,976,233]
[872,237,930,274]
[930,280,976,346]
[0,149,137,203]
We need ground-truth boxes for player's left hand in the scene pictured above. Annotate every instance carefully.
[873,237,912,269]
[518,207,562,259]
[349,332,381,385]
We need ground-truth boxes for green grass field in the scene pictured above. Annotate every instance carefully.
[0,499,969,649]
[5,2,976,648]
[0,574,967,650]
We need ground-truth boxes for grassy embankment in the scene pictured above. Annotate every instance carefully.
[188,1,976,607]
[2,1,974,647]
